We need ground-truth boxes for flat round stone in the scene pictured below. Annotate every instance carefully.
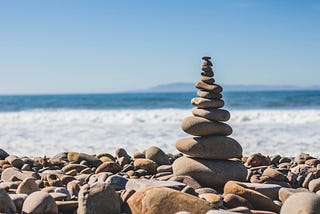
[200,76,215,84]
[202,60,213,67]
[197,90,222,99]
[202,56,211,60]
[181,116,232,136]
[191,98,224,108]
[195,82,223,93]
[201,71,214,77]
[192,108,230,121]
[176,136,242,159]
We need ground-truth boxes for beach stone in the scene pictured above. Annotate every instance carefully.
[68,152,102,167]
[62,163,87,173]
[261,167,286,181]
[278,187,309,202]
[176,136,242,159]
[294,153,313,164]
[9,194,27,213]
[67,180,80,199]
[77,182,120,214]
[280,192,320,214]
[305,158,320,166]
[224,181,280,213]
[133,151,145,159]
[145,146,170,165]
[173,156,246,188]
[199,193,223,207]
[191,97,224,108]
[206,210,240,214]
[133,158,158,174]
[181,116,232,136]
[115,148,131,166]
[192,107,230,121]
[169,175,202,189]
[16,177,40,194]
[105,174,128,190]
[195,187,218,195]
[1,167,31,182]
[95,161,122,174]
[22,191,58,214]
[223,193,253,209]
[239,182,282,200]
[290,164,313,175]
[157,164,172,173]
[309,178,320,192]
[127,186,212,214]
[126,179,186,191]
[195,82,222,93]
[0,148,9,160]
[0,188,17,214]
[201,76,215,84]
[197,90,222,99]
[49,192,68,201]
[5,155,24,169]
[246,153,271,167]
[227,206,252,214]
[56,201,78,214]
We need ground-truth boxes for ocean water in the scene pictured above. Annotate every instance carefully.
[0,91,319,157]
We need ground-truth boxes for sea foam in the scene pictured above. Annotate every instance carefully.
[0,109,319,157]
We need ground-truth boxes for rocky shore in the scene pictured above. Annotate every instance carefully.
[1,57,319,214]
[1,148,320,214]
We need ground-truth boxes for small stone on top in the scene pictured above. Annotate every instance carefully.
[202,56,211,60]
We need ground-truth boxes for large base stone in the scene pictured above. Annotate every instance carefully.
[172,156,247,188]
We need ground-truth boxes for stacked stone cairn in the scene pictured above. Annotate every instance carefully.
[172,56,247,188]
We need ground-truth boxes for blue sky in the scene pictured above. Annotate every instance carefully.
[0,0,319,94]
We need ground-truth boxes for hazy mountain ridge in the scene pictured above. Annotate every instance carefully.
[144,82,320,92]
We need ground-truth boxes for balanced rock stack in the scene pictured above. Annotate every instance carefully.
[172,56,247,188]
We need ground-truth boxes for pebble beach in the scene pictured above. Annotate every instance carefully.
[0,57,320,214]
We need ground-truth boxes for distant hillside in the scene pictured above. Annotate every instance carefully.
[143,82,320,92]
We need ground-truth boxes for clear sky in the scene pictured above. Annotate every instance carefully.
[0,0,319,94]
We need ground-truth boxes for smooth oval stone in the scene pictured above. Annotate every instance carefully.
[278,187,309,202]
[78,182,120,214]
[195,82,222,92]
[191,98,224,108]
[16,177,40,194]
[22,191,58,214]
[176,136,242,159]
[192,108,230,121]
[197,90,222,99]
[172,156,246,188]
[201,76,215,84]
[105,175,128,191]
[181,116,232,136]
[127,186,212,214]
[202,60,213,66]
[95,161,122,174]
[133,159,158,174]
[309,178,320,192]
[0,189,17,213]
[145,146,170,165]
[280,192,320,214]
[0,148,9,160]
[223,193,253,209]
[224,181,280,213]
